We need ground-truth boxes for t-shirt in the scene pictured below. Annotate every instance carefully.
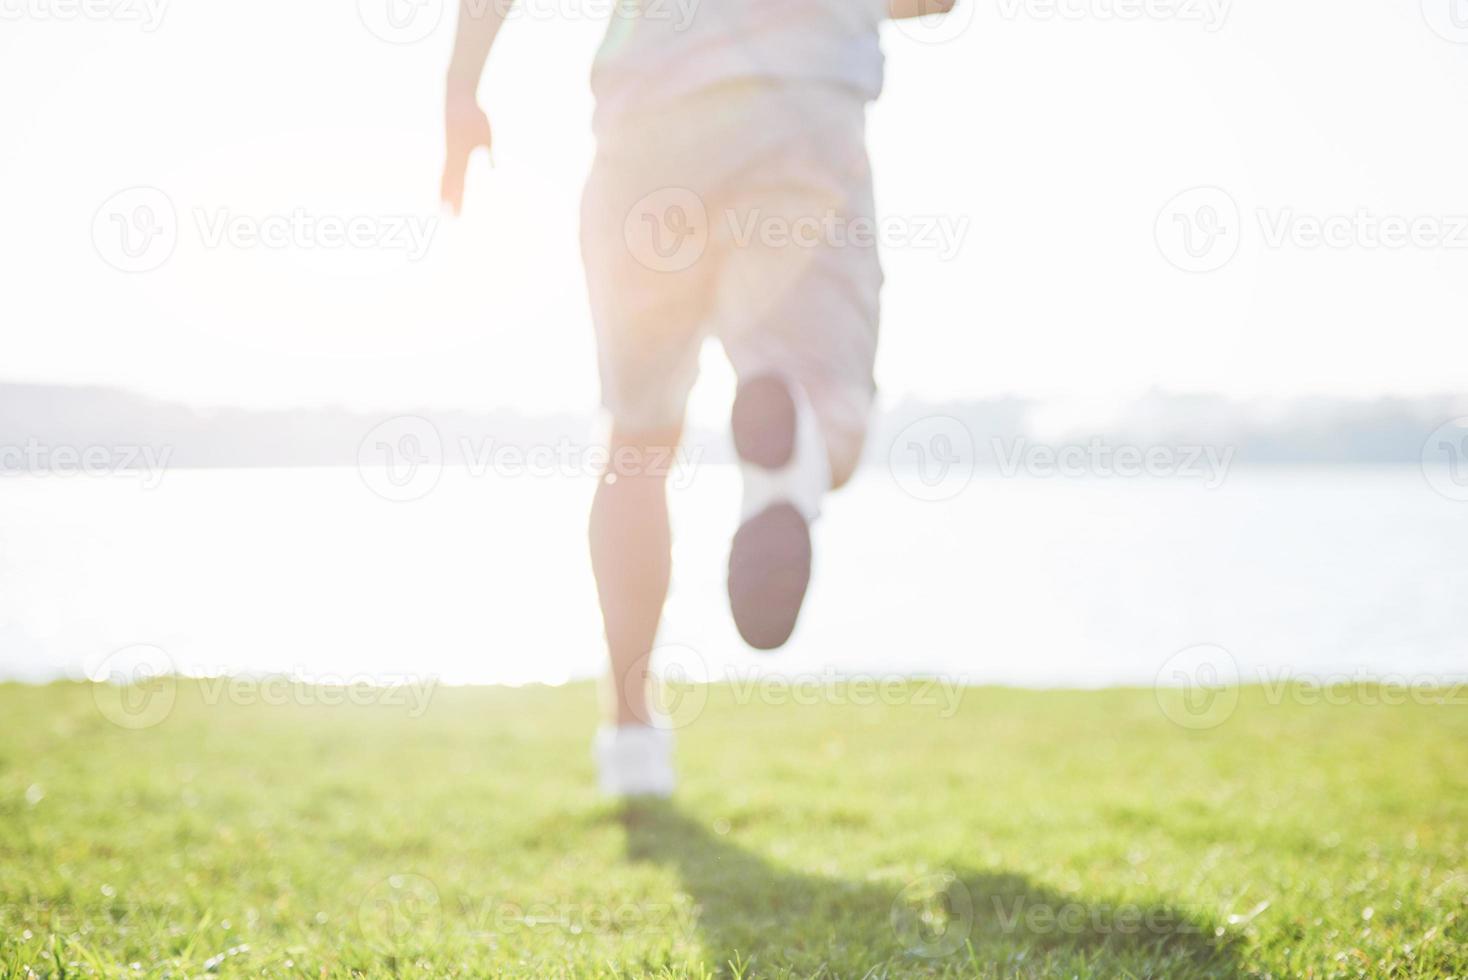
[591,0,887,128]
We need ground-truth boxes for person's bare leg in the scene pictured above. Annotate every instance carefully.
[591,424,681,727]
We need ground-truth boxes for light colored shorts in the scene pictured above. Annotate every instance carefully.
[580,80,882,475]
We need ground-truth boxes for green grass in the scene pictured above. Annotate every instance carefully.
[1,679,1465,978]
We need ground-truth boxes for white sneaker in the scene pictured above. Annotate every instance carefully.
[593,724,676,798]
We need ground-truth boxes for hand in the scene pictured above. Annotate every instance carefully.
[441,92,492,216]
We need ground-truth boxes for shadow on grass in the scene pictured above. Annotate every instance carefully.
[619,801,1243,977]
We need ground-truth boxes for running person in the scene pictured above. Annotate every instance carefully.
[441,0,955,797]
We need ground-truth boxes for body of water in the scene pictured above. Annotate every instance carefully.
[2,465,1464,688]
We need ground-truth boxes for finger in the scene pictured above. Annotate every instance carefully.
[441,151,467,216]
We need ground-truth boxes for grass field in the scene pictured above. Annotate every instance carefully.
[1,678,1465,978]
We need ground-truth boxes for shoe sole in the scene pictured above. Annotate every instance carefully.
[728,376,812,651]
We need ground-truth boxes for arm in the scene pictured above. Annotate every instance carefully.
[441,0,513,215]
[887,0,956,18]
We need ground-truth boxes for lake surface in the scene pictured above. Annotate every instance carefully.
[2,465,1465,688]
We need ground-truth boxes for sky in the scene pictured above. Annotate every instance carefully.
[3,0,1467,428]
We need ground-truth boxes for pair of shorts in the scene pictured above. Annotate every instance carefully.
[580,79,882,471]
